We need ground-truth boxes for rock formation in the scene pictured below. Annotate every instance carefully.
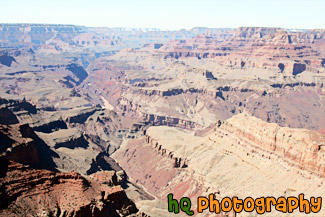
[112,114,325,217]
[0,99,147,217]
[0,157,142,217]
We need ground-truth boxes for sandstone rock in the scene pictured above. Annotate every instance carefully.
[218,113,325,177]
[113,114,325,217]
[0,157,141,217]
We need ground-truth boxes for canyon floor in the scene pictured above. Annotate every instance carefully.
[0,24,324,217]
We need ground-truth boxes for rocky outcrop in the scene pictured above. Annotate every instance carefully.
[133,88,213,97]
[0,157,142,217]
[292,63,306,75]
[0,55,16,67]
[146,135,188,168]
[0,97,37,115]
[0,124,40,166]
[270,82,316,88]
[112,136,197,201]
[66,63,88,85]
[65,107,99,124]
[0,108,19,125]
[215,113,325,177]
[52,129,89,149]
[0,122,59,170]
[233,27,280,39]
[156,34,232,60]
[32,119,68,133]
[144,113,203,130]
[204,71,217,80]
[117,96,205,130]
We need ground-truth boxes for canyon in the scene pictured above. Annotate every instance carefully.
[0,24,324,216]
[112,113,325,217]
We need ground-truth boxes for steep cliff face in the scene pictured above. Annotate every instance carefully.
[0,98,37,115]
[114,79,324,130]
[144,113,203,130]
[157,34,229,60]
[0,123,44,166]
[0,99,147,217]
[0,157,142,217]
[112,114,325,217]
[112,136,208,216]
[113,130,235,217]
[217,113,325,177]
[146,135,188,168]
[116,96,205,130]
[64,107,99,124]
[0,108,19,125]
[66,63,89,85]
[0,54,16,67]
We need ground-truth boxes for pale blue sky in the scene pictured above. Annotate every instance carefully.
[0,0,324,30]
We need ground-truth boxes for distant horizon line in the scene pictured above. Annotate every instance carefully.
[0,22,321,31]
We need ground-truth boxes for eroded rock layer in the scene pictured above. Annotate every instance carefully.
[0,157,142,217]
[112,114,325,217]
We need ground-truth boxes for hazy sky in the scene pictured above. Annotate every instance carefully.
[0,0,324,30]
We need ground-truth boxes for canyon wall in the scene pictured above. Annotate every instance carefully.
[113,114,325,217]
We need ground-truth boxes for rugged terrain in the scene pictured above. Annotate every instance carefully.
[113,113,325,217]
[84,27,325,131]
[0,24,324,216]
[0,157,143,217]
[0,100,149,216]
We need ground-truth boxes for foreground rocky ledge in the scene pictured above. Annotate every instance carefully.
[0,157,146,217]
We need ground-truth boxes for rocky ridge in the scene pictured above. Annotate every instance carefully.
[112,113,325,217]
